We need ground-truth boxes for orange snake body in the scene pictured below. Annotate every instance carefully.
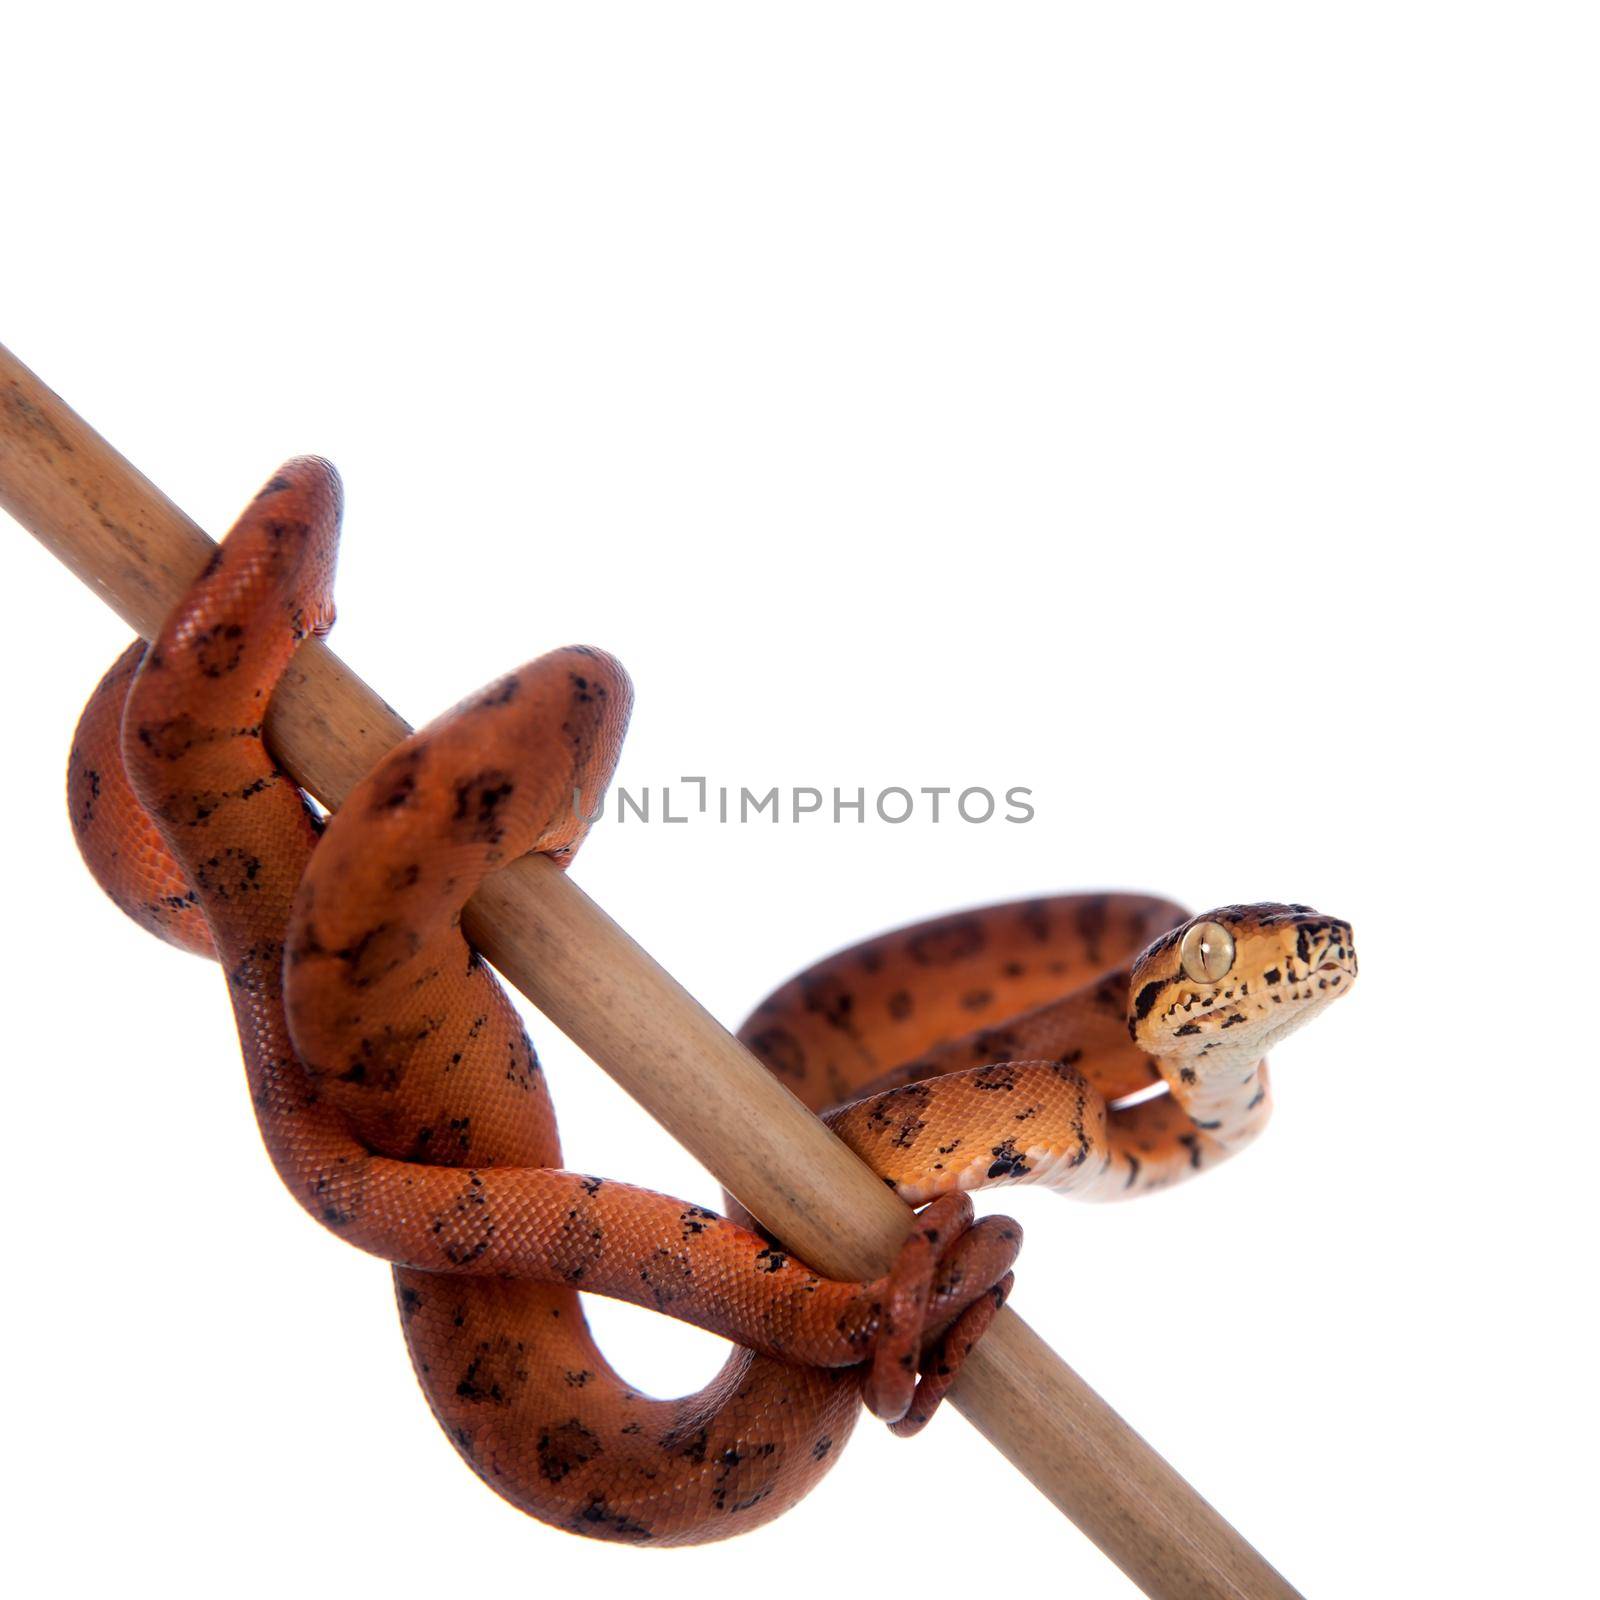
[68,462,1356,1544]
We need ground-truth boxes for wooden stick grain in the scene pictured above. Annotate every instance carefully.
[1,340,1302,1600]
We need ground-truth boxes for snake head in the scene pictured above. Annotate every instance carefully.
[1127,903,1357,1064]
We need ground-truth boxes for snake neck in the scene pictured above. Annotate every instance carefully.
[1156,1040,1269,1142]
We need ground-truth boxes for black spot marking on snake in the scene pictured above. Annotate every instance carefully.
[639,1248,697,1308]
[194,848,264,900]
[538,1420,603,1482]
[749,1026,806,1079]
[337,1030,410,1092]
[452,769,516,845]
[311,1168,355,1228]
[135,713,204,762]
[334,920,422,988]
[263,517,310,545]
[455,1336,530,1406]
[908,919,985,965]
[680,1205,717,1238]
[73,770,100,825]
[1134,980,1167,1022]
[887,990,913,1021]
[1075,895,1110,961]
[374,769,418,810]
[987,1139,1030,1180]
[801,977,859,1036]
[577,1499,653,1541]
[195,622,247,679]
[868,1082,931,1148]
[971,1028,1020,1061]
[973,1065,1017,1091]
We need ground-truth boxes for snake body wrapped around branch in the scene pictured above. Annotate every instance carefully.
[67,461,1356,1544]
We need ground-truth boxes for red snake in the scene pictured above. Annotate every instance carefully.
[67,461,1356,1544]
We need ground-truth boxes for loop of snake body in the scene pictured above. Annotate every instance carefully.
[67,460,1357,1545]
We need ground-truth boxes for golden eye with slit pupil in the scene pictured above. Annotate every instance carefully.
[1180,920,1235,984]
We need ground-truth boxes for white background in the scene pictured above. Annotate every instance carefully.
[2,5,1595,1596]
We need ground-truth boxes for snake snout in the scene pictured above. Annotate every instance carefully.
[1314,919,1358,978]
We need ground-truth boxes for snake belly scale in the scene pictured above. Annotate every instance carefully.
[66,460,1356,1544]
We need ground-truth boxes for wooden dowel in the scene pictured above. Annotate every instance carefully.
[1,340,1302,1600]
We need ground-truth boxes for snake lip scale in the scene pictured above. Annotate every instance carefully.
[66,458,1357,1544]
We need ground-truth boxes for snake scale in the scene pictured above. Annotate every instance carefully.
[67,461,1357,1544]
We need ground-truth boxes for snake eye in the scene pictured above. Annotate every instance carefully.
[1180,920,1235,985]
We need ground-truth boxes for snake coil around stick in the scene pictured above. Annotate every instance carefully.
[1,336,1345,1590]
[67,460,1356,1544]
